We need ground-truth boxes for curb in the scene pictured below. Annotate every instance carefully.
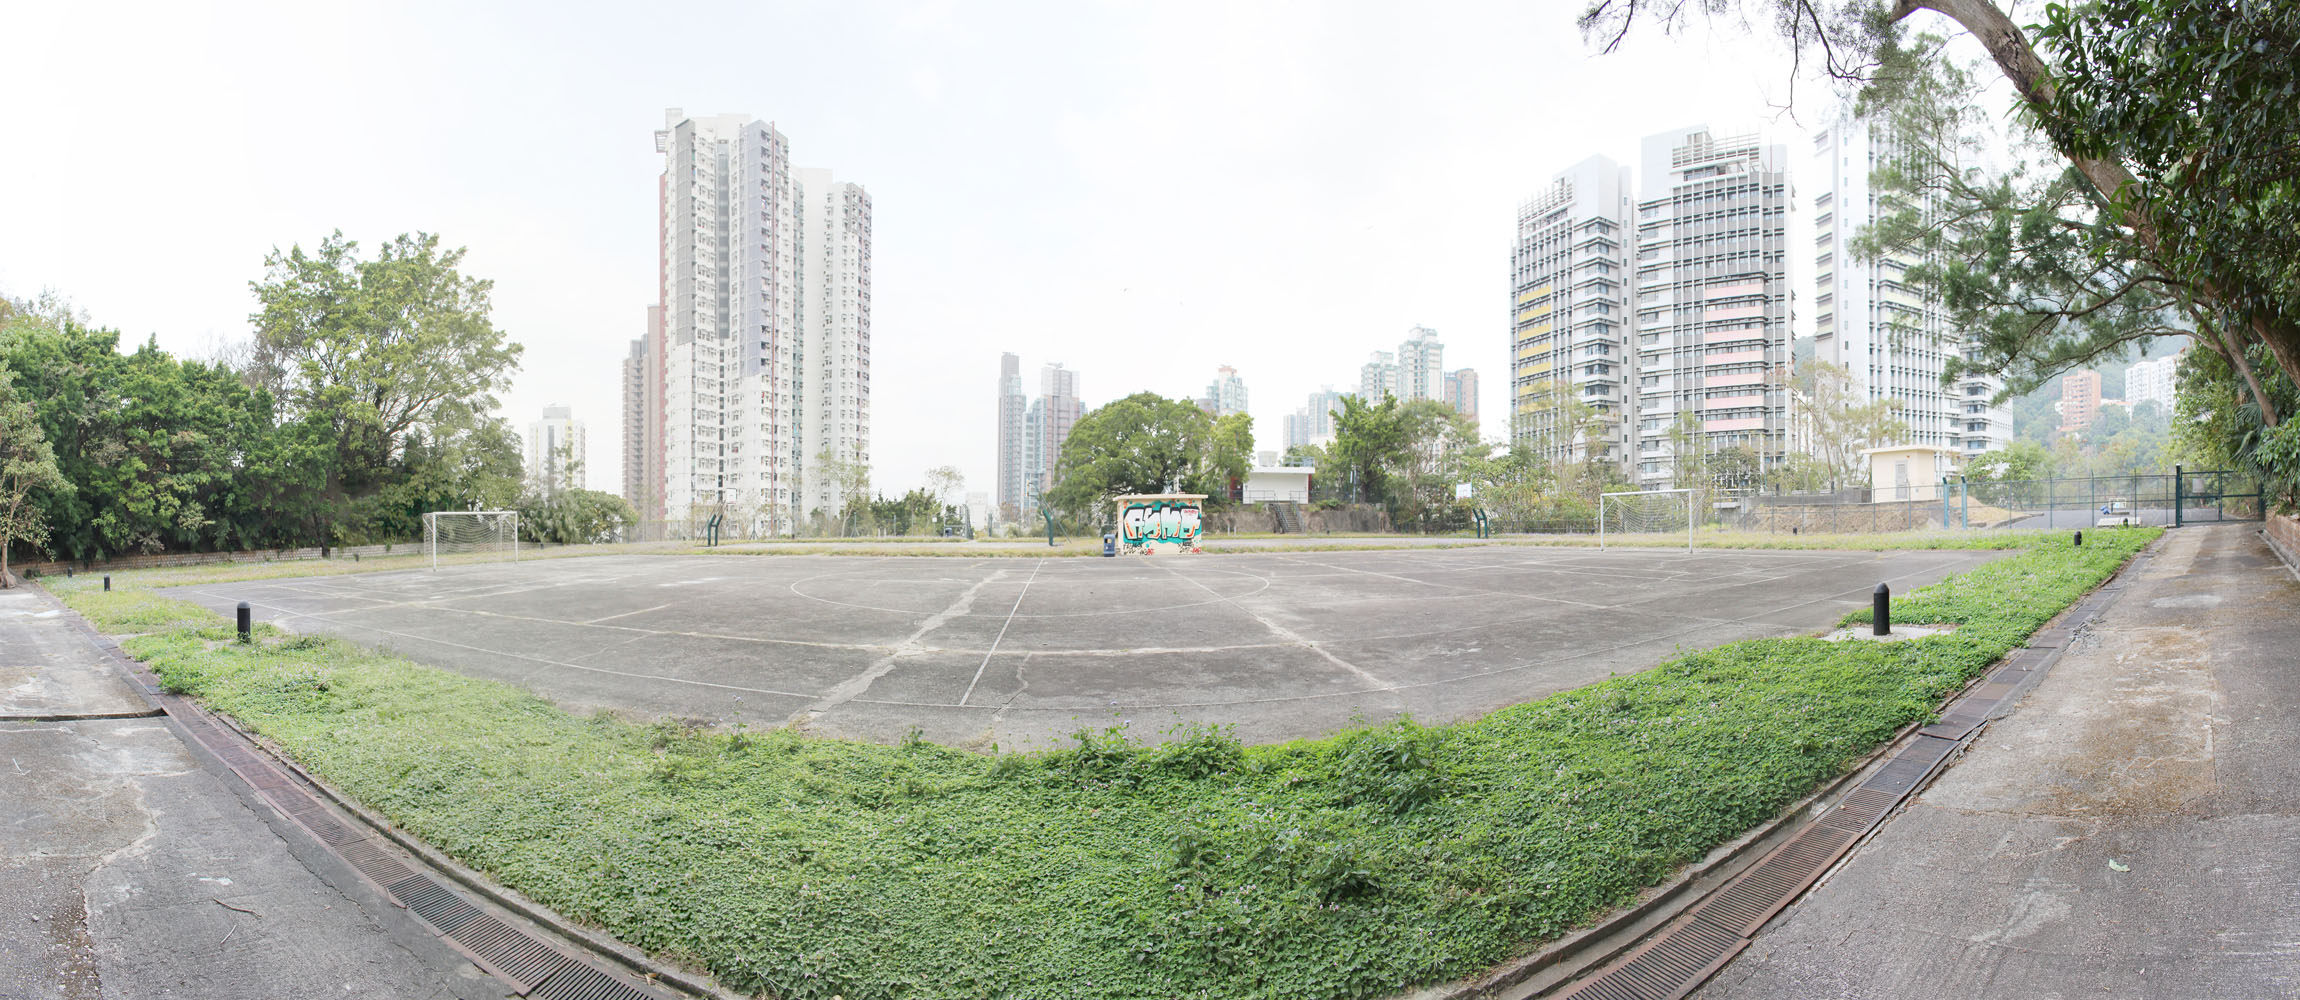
[1427,538,2157,1000]
[45,589,735,1000]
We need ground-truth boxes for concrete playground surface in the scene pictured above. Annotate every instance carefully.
[165,544,2008,749]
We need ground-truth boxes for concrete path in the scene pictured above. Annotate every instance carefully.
[1699,523,2300,999]
[0,586,498,1000]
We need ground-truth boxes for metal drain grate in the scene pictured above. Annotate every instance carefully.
[531,964,661,1000]
[296,815,370,846]
[1815,787,1896,834]
[388,873,484,934]
[1555,912,1745,1000]
[448,914,579,993]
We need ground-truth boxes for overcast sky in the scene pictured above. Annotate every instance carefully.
[1,0,1886,505]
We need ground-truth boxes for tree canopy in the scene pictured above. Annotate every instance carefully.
[1045,393,1249,517]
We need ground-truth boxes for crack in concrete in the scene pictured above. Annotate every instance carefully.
[793,566,1010,726]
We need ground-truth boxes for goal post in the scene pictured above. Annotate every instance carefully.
[1598,489,1694,552]
[423,510,521,570]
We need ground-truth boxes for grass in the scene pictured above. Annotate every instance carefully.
[50,528,2157,999]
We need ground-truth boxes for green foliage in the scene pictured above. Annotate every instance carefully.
[66,533,2152,999]
[248,231,525,544]
[0,363,69,582]
[2035,0,2300,391]
[0,309,280,563]
[521,488,639,545]
[1046,393,1239,517]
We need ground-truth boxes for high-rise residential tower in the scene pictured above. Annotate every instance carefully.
[1396,327,1445,402]
[1000,359,1082,519]
[1359,351,1400,402]
[1444,368,1480,423]
[1813,117,2006,459]
[2126,353,2182,411]
[1512,155,1634,471]
[794,167,873,521]
[526,404,587,493]
[1632,126,1792,489]
[1202,365,1248,416]
[621,335,649,506]
[995,353,1026,522]
[641,108,868,534]
[1040,363,1083,491]
[1282,386,1349,453]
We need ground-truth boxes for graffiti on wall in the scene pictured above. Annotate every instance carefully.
[1116,495,1204,554]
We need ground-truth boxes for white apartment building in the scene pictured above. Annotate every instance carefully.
[643,108,869,533]
[2126,352,2182,411]
[1396,327,1445,401]
[1512,155,1635,471]
[1360,350,1399,402]
[1632,126,1793,489]
[995,353,1026,520]
[1282,386,1348,452]
[1812,117,2007,460]
[526,404,587,493]
[795,166,873,521]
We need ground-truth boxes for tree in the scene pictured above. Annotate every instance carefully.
[1,309,284,560]
[1783,361,1910,492]
[0,365,69,585]
[1328,394,1410,505]
[249,231,523,543]
[1964,439,2053,484]
[1045,393,1228,517]
[923,465,965,509]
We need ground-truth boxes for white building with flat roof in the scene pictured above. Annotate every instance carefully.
[1813,115,2007,460]
[1512,154,1634,473]
[2127,352,2182,411]
[638,109,870,534]
[1632,126,1792,489]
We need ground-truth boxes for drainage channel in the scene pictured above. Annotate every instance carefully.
[1540,557,2141,1000]
[69,622,693,1000]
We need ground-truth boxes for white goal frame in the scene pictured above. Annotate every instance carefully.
[423,510,521,571]
[1598,489,1694,553]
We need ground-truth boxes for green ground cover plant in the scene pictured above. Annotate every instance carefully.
[51,529,2155,999]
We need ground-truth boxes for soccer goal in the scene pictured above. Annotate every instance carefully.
[423,510,521,570]
[1598,489,1694,552]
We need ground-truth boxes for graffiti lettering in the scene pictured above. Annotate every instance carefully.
[1114,495,1204,554]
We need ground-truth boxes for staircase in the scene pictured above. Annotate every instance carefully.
[1270,501,1308,534]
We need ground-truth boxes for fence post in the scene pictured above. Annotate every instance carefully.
[2174,465,2184,527]
[1960,478,1969,529]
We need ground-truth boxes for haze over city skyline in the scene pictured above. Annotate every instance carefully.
[2,0,1861,505]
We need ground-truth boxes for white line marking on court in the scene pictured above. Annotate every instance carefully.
[788,568,1007,728]
[958,558,1044,707]
[1151,561,1397,694]
[266,605,820,700]
[584,604,671,625]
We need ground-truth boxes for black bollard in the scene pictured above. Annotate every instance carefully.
[236,602,252,643]
[1873,583,1891,637]
[354,552,360,563]
[2075,530,2084,547]
[103,575,110,592]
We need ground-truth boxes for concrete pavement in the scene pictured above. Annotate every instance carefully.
[1698,522,2300,999]
[0,585,500,1000]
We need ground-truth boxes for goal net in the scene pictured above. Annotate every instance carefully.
[1599,489,1694,552]
[423,510,521,570]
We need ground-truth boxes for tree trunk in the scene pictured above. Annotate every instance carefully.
[2203,318,2281,428]
[1901,0,2294,420]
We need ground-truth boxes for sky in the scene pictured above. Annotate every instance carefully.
[0,0,1897,508]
